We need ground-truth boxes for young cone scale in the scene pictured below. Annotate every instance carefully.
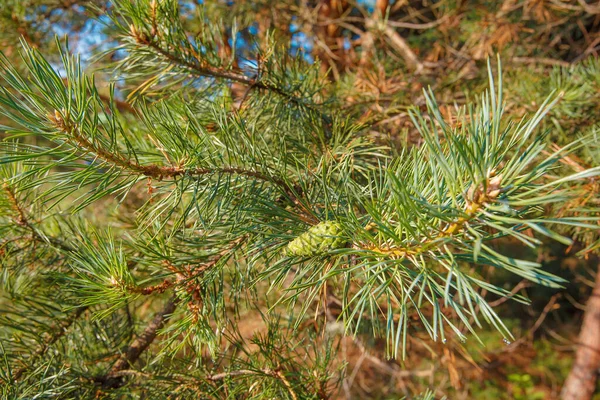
[287,221,346,257]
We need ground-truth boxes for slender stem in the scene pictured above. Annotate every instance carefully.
[206,367,298,400]
[207,369,261,381]
[110,367,303,399]
[176,236,248,321]
[128,279,173,295]
[49,111,299,200]
[10,307,88,382]
[2,184,87,383]
[99,296,178,389]
[3,183,36,231]
[361,176,502,257]
[364,18,424,73]
[131,29,327,118]
[274,369,298,400]
[2,182,74,252]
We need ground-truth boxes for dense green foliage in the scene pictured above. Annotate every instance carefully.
[0,0,598,398]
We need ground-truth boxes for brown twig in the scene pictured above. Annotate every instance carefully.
[2,182,74,252]
[98,297,177,388]
[176,236,248,321]
[206,369,258,381]
[9,306,88,382]
[207,367,298,400]
[364,19,424,72]
[487,280,531,307]
[94,239,255,389]
[561,259,600,400]
[129,28,328,121]
[128,279,173,295]
[577,0,600,14]
[360,173,503,257]
[274,369,298,400]
[3,183,30,229]
[507,294,560,350]
[48,109,300,201]
[512,56,571,68]
[111,367,300,398]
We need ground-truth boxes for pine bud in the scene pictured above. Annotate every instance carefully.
[48,108,68,129]
[287,221,345,257]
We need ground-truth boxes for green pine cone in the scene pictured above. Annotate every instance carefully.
[287,221,345,256]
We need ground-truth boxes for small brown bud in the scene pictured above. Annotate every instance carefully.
[48,108,68,129]
[489,174,502,188]
[129,24,149,43]
[488,189,501,199]
[365,222,377,232]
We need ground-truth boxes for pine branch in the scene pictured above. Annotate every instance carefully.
[98,296,177,389]
[274,369,299,400]
[359,173,502,257]
[9,306,88,382]
[97,93,136,114]
[2,183,30,230]
[365,18,424,72]
[128,279,173,295]
[206,368,299,400]
[2,181,74,252]
[48,109,299,197]
[108,367,311,399]
[173,236,248,322]
[205,369,259,381]
[128,26,328,117]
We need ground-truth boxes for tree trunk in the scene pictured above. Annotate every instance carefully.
[561,260,600,400]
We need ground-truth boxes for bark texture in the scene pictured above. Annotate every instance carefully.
[561,261,600,400]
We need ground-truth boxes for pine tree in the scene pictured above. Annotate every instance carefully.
[0,0,599,398]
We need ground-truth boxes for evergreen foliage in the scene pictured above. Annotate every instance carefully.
[0,0,598,398]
